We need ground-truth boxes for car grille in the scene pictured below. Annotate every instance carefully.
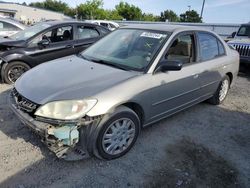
[230,44,250,57]
[12,88,39,114]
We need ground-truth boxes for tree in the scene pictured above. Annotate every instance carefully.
[115,2,142,20]
[105,10,123,20]
[160,10,179,22]
[180,10,202,23]
[30,0,69,13]
[141,13,159,21]
[30,0,75,17]
[77,0,105,19]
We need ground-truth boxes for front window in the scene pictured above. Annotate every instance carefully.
[81,29,169,71]
[29,25,73,46]
[10,23,51,40]
[237,26,250,37]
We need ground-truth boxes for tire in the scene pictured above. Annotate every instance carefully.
[3,61,30,84]
[96,106,140,160]
[208,75,230,105]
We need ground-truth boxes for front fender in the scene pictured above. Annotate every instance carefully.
[1,53,25,64]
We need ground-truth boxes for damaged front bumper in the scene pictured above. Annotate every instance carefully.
[8,93,99,160]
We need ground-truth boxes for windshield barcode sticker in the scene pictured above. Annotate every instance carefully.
[140,32,166,39]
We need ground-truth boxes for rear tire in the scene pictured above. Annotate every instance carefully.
[208,75,230,105]
[96,106,140,160]
[3,61,30,84]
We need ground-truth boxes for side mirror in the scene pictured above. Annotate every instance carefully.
[231,32,236,38]
[156,60,183,73]
[38,39,50,48]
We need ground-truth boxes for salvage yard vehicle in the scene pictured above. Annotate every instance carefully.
[0,21,110,84]
[228,23,250,65]
[0,18,26,37]
[87,20,119,31]
[9,24,239,160]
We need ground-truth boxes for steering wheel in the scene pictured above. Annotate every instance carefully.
[42,35,51,42]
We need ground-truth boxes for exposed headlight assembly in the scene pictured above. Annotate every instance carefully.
[35,99,97,120]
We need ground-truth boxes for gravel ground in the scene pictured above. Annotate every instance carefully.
[0,73,249,188]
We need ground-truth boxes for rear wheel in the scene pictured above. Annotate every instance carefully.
[208,75,230,105]
[96,106,140,160]
[3,61,30,84]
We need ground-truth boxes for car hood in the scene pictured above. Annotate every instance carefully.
[15,55,139,104]
[0,38,26,47]
[228,38,250,45]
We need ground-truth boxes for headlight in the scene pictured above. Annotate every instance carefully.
[35,99,97,120]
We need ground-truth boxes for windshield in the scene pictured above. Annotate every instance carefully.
[237,26,250,37]
[82,29,169,71]
[10,23,51,40]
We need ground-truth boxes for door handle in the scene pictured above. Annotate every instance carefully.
[193,74,199,79]
[65,45,73,48]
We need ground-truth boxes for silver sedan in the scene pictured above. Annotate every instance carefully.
[9,24,239,160]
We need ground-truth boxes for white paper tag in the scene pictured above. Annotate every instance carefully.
[140,32,166,39]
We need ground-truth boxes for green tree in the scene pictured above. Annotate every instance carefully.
[142,13,159,21]
[180,10,202,23]
[115,2,142,20]
[160,10,179,22]
[30,0,75,17]
[105,10,123,20]
[77,0,105,19]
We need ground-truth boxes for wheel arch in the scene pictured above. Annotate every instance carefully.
[226,72,233,85]
[120,102,145,126]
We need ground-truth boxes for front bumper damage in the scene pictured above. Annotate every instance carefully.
[9,92,101,160]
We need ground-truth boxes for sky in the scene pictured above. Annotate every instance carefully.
[3,0,250,23]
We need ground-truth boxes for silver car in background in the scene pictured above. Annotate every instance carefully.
[9,24,239,160]
[0,18,26,37]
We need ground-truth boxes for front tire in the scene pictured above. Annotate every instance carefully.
[3,61,30,84]
[208,75,230,105]
[96,106,140,160]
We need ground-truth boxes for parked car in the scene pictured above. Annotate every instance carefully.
[9,24,239,160]
[87,20,119,31]
[0,21,110,83]
[0,18,26,37]
[227,23,250,65]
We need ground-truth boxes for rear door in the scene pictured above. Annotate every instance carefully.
[196,32,227,99]
[74,24,101,53]
[26,24,74,65]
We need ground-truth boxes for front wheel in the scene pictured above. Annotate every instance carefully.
[208,75,230,105]
[3,61,30,84]
[96,106,140,160]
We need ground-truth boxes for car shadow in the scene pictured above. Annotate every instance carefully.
[0,87,249,187]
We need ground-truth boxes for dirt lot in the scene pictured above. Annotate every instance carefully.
[0,73,249,188]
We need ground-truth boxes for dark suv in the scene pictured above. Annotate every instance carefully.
[0,21,110,83]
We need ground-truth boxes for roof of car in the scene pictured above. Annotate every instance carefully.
[121,24,209,33]
[34,20,110,30]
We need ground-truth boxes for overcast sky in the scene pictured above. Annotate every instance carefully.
[3,0,250,23]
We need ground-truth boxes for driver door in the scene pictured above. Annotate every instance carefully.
[147,33,203,122]
[25,25,74,66]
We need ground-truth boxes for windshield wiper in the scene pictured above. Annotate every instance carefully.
[79,54,128,71]
[92,59,129,71]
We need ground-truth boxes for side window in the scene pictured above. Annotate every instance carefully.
[100,22,109,28]
[165,34,195,64]
[109,23,116,29]
[29,25,73,47]
[198,32,219,61]
[218,40,225,55]
[77,26,99,39]
[98,27,109,35]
